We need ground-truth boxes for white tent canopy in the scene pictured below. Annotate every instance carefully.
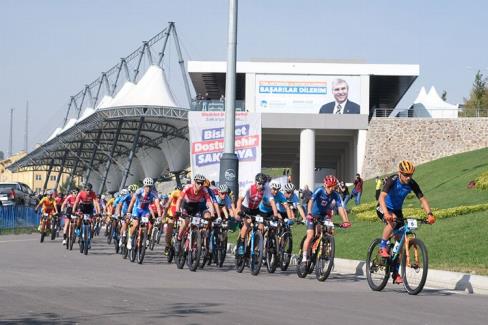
[412,86,458,118]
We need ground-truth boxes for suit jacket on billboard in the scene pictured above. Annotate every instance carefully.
[319,100,360,114]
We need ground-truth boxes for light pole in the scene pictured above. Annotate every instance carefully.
[219,0,239,199]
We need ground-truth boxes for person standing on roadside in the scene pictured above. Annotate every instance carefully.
[350,173,363,205]
[375,176,382,200]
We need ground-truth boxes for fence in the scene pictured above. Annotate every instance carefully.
[0,206,40,231]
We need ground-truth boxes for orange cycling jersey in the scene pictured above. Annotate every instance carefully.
[39,197,56,213]
[168,189,181,217]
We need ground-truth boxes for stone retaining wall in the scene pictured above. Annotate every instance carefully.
[362,118,488,179]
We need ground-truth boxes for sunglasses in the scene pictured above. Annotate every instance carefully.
[257,182,264,186]
[196,181,204,185]
[400,172,413,178]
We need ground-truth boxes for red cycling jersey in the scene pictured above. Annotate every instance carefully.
[55,196,63,206]
[76,191,97,204]
[241,184,266,209]
[180,184,211,205]
[63,194,76,207]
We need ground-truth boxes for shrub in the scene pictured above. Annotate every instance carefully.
[475,171,488,190]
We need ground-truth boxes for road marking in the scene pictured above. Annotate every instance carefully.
[0,238,38,244]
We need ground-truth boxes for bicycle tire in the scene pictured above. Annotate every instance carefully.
[217,232,227,268]
[188,230,202,272]
[137,229,148,264]
[106,223,112,244]
[122,236,128,259]
[83,226,89,255]
[402,238,428,295]
[296,235,308,278]
[315,234,335,282]
[235,237,246,273]
[250,230,264,276]
[280,233,292,271]
[176,247,186,269]
[51,222,56,241]
[65,225,70,250]
[129,236,136,262]
[149,228,157,251]
[167,245,175,264]
[266,233,278,273]
[366,238,390,291]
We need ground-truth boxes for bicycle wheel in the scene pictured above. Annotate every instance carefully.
[51,222,56,240]
[83,226,89,255]
[122,236,128,259]
[280,233,292,271]
[137,229,148,264]
[106,222,113,244]
[69,229,75,251]
[65,224,70,250]
[176,242,186,269]
[296,235,308,278]
[217,232,227,268]
[315,234,335,282]
[235,237,246,273]
[129,236,137,262]
[250,231,264,276]
[167,244,175,264]
[187,230,202,272]
[366,238,390,291]
[265,233,278,273]
[402,238,428,295]
[200,231,209,269]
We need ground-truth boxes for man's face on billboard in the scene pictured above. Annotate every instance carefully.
[332,82,348,104]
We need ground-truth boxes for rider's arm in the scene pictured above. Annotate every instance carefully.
[378,191,392,221]
[296,204,305,220]
[174,196,183,215]
[94,198,101,215]
[213,202,222,219]
[127,195,137,214]
[155,199,162,218]
[270,199,279,218]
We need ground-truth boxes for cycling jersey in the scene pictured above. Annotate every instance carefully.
[310,187,343,216]
[63,194,76,208]
[39,197,56,213]
[279,192,299,213]
[216,194,232,209]
[168,189,181,217]
[180,184,212,215]
[382,175,423,211]
[117,194,132,215]
[240,184,269,210]
[132,188,158,219]
[76,190,97,214]
[259,190,286,214]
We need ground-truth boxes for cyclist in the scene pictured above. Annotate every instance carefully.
[163,186,182,255]
[35,190,58,234]
[127,178,161,249]
[174,174,215,254]
[235,173,270,254]
[117,185,137,247]
[377,160,436,284]
[73,183,101,244]
[61,188,78,245]
[303,175,351,262]
[280,183,304,221]
[214,184,235,221]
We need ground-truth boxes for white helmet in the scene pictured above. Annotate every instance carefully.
[284,183,295,193]
[270,182,281,190]
[193,174,206,182]
[143,177,154,186]
[218,184,229,193]
[120,189,129,195]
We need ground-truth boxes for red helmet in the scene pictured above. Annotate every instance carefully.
[323,175,337,187]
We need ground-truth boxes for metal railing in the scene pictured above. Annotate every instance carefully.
[0,206,40,231]
[373,108,488,118]
[190,100,246,112]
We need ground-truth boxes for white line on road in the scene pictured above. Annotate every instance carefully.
[0,238,38,244]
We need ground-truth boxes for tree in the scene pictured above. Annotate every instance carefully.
[463,70,488,116]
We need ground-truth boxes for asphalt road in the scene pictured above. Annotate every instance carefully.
[1,233,487,325]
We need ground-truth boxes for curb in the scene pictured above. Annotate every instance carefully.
[226,243,488,295]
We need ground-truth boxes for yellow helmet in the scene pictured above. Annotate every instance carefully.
[398,160,415,175]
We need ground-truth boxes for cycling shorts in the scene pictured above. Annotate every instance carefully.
[241,206,261,217]
[376,205,404,230]
[182,202,208,218]
[132,207,151,219]
[79,203,94,215]
[307,210,333,230]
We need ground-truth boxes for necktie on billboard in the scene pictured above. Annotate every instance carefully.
[335,104,342,114]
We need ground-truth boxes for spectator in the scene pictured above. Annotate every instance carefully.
[300,185,312,216]
[375,176,382,200]
[350,173,363,205]
[337,180,350,208]
[219,94,225,102]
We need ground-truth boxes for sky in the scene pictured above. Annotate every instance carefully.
[1,0,488,156]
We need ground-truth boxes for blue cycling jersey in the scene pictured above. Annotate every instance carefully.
[310,187,343,216]
[259,191,287,214]
[216,194,232,209]
[278,192,299,213]
[382,175,423,211]
[119,194,132,215]
[134,188,158,210]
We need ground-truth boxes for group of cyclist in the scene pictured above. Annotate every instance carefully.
[35,159,436,284]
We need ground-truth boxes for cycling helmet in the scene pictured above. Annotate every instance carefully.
[193,174,206,182]
[128,184,138,192]
[159,194,169,200]
[175,185,183,191]
[101,194,106,200]
[120,189,128,196]
[255,173,267,184]
[399,160,415,175]
[143,177,154,186]
[323,175,338,187]
[270,182,281,190]
[47,190,54,195]
[71,188,79,194]
[284,183,295,193]
[218,184,230,193]
[83,183,93,190]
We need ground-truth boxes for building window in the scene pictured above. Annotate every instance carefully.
[50,175,56,181]
[36,188,41,193]
[35,174,42,181]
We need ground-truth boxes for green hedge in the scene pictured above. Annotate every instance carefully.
[355,203,488,221]
[475,171,488,190]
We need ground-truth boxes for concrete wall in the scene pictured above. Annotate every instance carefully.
[362,118,488,179]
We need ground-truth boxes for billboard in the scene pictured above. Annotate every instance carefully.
[255,74,361,114]
[188,112,262,189]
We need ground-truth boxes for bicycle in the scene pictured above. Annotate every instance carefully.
[277,218,293,271]
[366,218,429,295]
[79,214,92,255]
[296,217,337,282]
[128,215,150,264]
[264,217,279,273]
[175,213,202,272]
[50,214,59,241]
[110,214,121,254]
[149,216,163,251]
[235,214,265,276]
[207,217,228,268]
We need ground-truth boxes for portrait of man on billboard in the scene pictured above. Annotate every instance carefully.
[319,78,360,114]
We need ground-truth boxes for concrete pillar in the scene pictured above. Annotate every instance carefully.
[299,129,315,190]
[356,130,367,176]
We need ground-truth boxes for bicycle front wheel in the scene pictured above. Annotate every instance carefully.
[402,238,428,295]
[366,238,390,291]
[315,234,335,282]
[250,231,263,276]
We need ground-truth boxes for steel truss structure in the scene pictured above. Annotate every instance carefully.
[8,23,193,192]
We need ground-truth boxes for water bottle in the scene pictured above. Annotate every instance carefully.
[392,240,400,255]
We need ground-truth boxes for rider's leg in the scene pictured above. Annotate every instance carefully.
[302,216,315,261]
